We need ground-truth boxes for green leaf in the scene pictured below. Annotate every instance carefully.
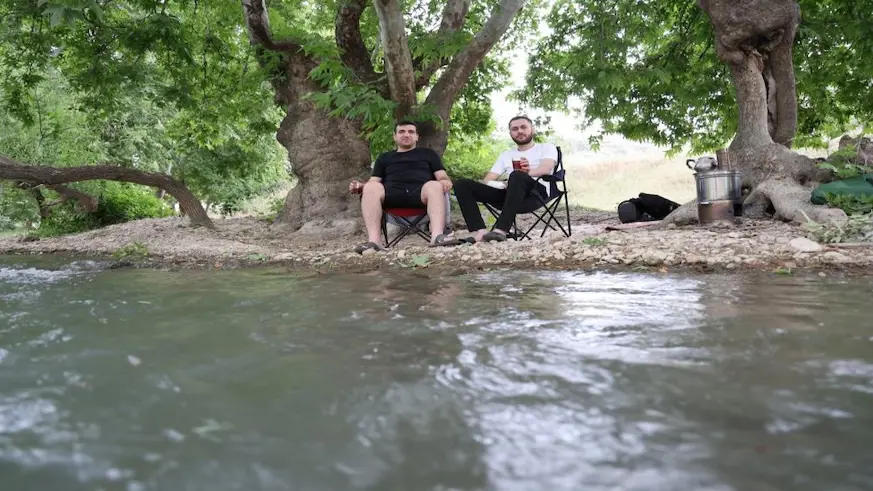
[44,4,66,27]
[412,254,431,268]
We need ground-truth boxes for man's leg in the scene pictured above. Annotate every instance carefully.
[420,181,446,244]
[361,180,385,244]
[494,171,538,234]
[453,178,506,241]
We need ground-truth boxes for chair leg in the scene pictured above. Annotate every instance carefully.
[564,194,572,236]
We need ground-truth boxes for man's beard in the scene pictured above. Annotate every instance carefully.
[512,134,533,145]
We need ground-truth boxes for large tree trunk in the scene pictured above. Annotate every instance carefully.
[271,53,372,233]
[242,0,371,236]
[666,1,847,227]
[0,155,214,228]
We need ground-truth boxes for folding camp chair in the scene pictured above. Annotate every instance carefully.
[381,207,431,247]
[483,146,572,240]
[379,191,452,248]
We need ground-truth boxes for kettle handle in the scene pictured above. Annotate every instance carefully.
[686,159,695,170]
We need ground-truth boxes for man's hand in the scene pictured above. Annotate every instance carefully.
[519,157,531,173]
[439,179,453,193]
[349,179,364,194]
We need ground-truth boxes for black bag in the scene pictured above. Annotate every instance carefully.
[617,193,681,223]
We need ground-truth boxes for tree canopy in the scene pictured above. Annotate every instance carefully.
[518,0,873,154]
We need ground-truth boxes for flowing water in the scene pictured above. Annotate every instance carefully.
[1,255,872,491]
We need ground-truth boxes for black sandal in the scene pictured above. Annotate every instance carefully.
[482,231,507,242]
[430,233,461,247]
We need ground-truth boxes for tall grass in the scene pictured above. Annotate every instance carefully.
[563,155,696,211]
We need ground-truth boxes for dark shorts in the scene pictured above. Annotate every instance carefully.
[383,183,424,208]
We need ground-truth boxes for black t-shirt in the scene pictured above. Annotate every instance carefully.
[372,148,444,187]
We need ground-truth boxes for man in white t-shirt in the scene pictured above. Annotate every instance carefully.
[453,116,558,242]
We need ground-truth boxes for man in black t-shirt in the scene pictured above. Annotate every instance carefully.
[348,120,457,252]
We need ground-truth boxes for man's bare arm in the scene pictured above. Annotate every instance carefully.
[528,158,556,178]
[434,170,452,192]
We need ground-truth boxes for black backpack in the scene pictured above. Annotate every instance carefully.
[617,193,681,223]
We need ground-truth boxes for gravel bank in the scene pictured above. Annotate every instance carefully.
[1,214,871,276]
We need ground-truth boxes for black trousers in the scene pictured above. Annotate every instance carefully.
[453,171,538,232]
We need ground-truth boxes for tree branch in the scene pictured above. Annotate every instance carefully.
[240,0,304,53]
[372,0,417,115]
[413,0,471,90]
[335,0,389,96]
[425,0,525,116]
[0,156,213,229]
[48,184,99,212]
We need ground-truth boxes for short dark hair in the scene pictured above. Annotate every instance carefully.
[508,115,533,129]
[394,120,418,133]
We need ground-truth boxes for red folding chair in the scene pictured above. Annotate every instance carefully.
[381,207,431,247]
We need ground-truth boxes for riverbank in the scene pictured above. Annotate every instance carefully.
[1,211,872,275]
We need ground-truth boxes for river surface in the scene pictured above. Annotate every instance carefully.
[1,255,872,491]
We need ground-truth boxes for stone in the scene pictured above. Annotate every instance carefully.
[822,251,849,263]
[644,251,668,265]
[685,254,704,265]
[789,237,823,253]
[397,250,407,260]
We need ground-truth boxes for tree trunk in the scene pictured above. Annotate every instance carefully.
[242,0,371,236]
[665,1,847,227]
[270,52,373,234]
[0,155,214,228]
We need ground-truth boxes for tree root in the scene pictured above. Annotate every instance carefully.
[662,200,698,226]
[663,178,847,227]
[746,178,847,226]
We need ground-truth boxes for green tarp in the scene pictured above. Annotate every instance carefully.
[811,174,873,205]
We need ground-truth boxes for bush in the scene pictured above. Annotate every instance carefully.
[0,215,14,231]
[443,133,504,181]
[38,202,97,237]
[37,182,174,237]
[0,183,40,229]
[93,182,174,226]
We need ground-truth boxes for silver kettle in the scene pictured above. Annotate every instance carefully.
[686,156,717,172]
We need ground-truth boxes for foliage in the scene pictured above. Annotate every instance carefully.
[93,182,174,225]
[398,254,432,269]
[518,0,873,154]
[582,236,606,247]
[36,200,97,237]
[0,182,40,229]
[802,211,873,243]
[822,192,873,215]
[258,197,286,223]
[287,0,545,159]
[0,0,289,214]
[443,131,505,180]
[36,181,173,237]
[816,143,871,180]
[0,0,535,228]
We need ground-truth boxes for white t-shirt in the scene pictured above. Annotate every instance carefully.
[489,143,558,196]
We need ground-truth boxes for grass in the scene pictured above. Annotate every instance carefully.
[563,154,696,211]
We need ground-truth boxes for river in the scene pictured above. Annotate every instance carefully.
[1,255,871,491]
